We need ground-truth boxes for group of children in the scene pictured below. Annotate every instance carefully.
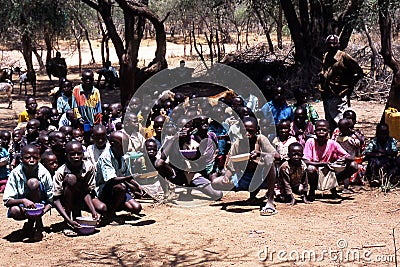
[1,70,399,241]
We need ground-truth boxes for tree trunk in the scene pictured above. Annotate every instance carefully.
[378,0,400,115]
[277,3,283,49]
[44,28,52,65]
[21,34,34,72]
[32,47,45,72]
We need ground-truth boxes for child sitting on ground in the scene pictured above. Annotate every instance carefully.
[21,119,41,149]
[17,97,38,128]
[304,120,358,200]
[96,131,142,218]
[278,142,310,205]
[53,141,106,231]
[364,123,399,187]
[0,130,11,193]
[10,128,23,168]
[273,119,297,162]
[86,125,109,168]
[3,145,53,241]
[155,117,222,200]
[212,117,280,216]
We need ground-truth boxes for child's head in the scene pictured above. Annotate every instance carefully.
[186,106,199,119]
[111,103,122,118]
[174,92,186,106]
[60,125,73,142]
[129,97,142,114]
[261,75,276,90]
[236,106,252,119]
[243,116,259,139]
[177,117,193,138]
[66,109,75,121]
[41,151,59,175]
[343,110,357,125]
[294,87,308,104]
[26,119,41,138]
[38,133,51,152]
[72,128,84,143]
[162,100,174,113]
[338,118,354,136]
[231,97,244,111]
[153,115,166,138]
[288,142,304,166]
[259,118,270,136]
[145,139,158,160]
[81,69,95,91]
[109,131,124,157]
[293,107,307,126]
[272,84,286,104]
[36,106,52,129]
[170,106,184,123]
[65,141,84,168]
[12,128,23,144]
[277,119,291,140]
[102,103,111,117]
[91,124,107,148]
[49,131,67,152]
[315,120,330,141]
[194,116,209,134]
[21,144,40,171]
[0,130,11,149]
[61,79,73,97]
[125,113,140,133]
[50,108,60,126]
[376,123,390,143]
[25,97,37,115]
[164,123,176,137]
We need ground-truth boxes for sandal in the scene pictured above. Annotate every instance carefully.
[63,228,77,237]
[260,206,278,216]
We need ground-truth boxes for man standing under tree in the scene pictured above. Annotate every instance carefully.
[319,35,363,132]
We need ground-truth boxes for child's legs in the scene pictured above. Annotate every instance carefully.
[191,176,223,199]
[26,178,42,203]
[63,174,81,217]
[124,197,142,214]
[8,205,27,220]
[264,165,276,204]
[336,161,358,189]
[306,165,319,199]
[211,175,235,191]
[111,183,128,212]
[91,198,107,214]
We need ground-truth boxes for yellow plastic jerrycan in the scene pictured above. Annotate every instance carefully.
[385,107,400,141]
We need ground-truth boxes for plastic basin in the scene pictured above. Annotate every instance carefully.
[78,225,96,235]
[25,203,44,217]
[76,216,97,227]
[180,150,197,159]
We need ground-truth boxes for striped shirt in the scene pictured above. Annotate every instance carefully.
[71,85,102,126]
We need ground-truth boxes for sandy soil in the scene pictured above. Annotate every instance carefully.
[0,41,399,267]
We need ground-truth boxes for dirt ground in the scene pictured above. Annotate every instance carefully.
[0,42,399,267]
